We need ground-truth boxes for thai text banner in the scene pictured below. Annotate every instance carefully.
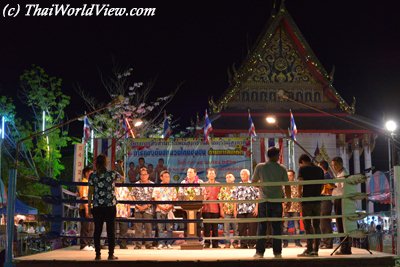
[127,138,252,183]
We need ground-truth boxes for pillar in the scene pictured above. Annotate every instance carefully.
[337,134,350,172]
[363,134,374,214]
[352,137,361,209]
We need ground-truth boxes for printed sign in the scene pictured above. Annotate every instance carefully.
[127,138,251,183]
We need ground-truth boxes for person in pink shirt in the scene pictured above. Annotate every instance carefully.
[203,168,221,248]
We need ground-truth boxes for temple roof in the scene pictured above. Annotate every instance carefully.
[209,1,355,114]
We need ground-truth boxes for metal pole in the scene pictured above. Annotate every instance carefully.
[388,136,395,254]
[123,140,128,183]
[5,168,17,267]
[0,140,2,191]
[394,165,400,255]
[250,137,253,175]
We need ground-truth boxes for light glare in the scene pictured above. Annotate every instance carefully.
[266,116,276,124]
[385,120,397,132]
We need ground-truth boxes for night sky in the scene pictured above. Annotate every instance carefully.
[0,1,399,169]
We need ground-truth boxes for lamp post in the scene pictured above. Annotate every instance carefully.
[266,115,314,170]
[385,119,397,254]
[266,115,295,169]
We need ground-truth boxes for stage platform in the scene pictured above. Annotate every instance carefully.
[15,245,397,267]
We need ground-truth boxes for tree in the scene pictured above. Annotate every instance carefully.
[77,64,181,159]
[19,65,71,179]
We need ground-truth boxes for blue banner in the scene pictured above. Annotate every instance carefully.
[127,138,251,183]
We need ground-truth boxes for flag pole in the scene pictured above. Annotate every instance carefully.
[85,142,88,166]
[250,136,253,175]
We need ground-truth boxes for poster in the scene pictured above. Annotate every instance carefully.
[127,138,251,183]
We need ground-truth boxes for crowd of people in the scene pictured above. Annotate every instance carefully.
[79,147,353,260]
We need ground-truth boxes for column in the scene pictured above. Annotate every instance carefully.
[352,137,361,209]
[338,134,350,172]
[362,134,373,214]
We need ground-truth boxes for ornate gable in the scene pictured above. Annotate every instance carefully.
[210,3,355,114]
[248,25,316,84]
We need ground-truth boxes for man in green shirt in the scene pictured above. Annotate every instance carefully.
[252,147,291,259]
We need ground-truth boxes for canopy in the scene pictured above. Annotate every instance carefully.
[0,198,38,215]
[367,171,390,204]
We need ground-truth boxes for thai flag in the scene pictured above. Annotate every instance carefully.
[248,111,257,138]
[93,139,116,171]
[289,110,298,141]
[83,116,91,143]
[204,109,213,143]
[163,111,172,140]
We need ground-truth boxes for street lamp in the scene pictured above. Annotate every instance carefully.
[385,119,397,254]
[386,120,397,133]
[134,119,143,128]
[266,116,276,125]
[385,119,397,177]
[265,114,315,170]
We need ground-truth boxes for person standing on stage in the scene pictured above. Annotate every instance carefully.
[218,172,239,248]
[233,169,259,249]
[282,169,302,248]
[131,167,155,249]
[115,175,131,249]
[148,164,156,183]
[178,168,204,239]
[152,170,177,249]
[202,168,221,248]
[134,157,147,179]
[319,160,335,249]
[331,156,352,255]
[297,154,324,257]
[88,154,120,261]
[253,147,291,259]
[78,166,94,250]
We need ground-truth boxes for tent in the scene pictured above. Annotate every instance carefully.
[0,199,38,215]
[367,171,390,204]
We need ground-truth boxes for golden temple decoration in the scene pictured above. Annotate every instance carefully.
[210,2,355,114]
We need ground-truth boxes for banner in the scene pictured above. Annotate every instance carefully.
[127,138,251,183]
[73,143,85,182]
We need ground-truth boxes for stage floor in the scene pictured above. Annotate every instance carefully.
[15,245,397,267]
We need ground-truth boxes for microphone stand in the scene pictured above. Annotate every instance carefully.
[4,96,123,267]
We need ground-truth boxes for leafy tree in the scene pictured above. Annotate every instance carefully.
[19,65,71,179]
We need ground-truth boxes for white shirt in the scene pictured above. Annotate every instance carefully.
[332,168,349,196]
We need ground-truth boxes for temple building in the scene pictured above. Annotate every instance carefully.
[208,2,376,208]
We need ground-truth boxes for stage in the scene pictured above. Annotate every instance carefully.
[14,245,397,267]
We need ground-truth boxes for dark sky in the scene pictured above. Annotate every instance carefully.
[1,1,400,147]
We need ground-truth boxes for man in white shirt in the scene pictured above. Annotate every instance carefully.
[331,156,351,255]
